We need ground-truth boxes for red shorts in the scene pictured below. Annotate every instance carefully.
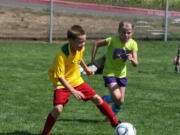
[53,82,96,106]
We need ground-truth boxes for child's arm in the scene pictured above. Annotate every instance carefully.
[127,51,138,67]
[58,78,85,100]
[91,39,107,68]
[80,59,94,76]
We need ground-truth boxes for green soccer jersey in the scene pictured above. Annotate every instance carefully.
[103,36,138,78]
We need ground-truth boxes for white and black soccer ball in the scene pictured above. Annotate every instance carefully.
[115,122,136,135]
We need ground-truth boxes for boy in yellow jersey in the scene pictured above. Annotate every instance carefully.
[91,21,138,121]
[41,25,119,135]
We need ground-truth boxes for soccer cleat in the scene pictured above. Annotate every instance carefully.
[102,94,113,104]
[112,104,123,115]
[111,119,122,128]
[104,116,120,127]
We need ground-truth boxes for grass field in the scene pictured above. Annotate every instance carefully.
[0,41,180,135]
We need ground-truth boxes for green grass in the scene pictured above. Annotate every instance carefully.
[0,41,180,135]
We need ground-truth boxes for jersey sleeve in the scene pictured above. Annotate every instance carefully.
[131,40,138,52]
[105,37,112,47]
[53,51,65,78]
[80,46,85,60]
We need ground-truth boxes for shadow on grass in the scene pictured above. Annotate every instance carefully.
[0,131,102,135]
[0,119,105,135]
[0,131,39,135]
[57,118,104,124]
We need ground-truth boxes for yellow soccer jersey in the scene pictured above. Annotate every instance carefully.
[48,43,85,89]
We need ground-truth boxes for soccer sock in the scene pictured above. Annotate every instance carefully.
[102,94,113,103]
[112,103,123,115]
[41,113,57,135]
[97,101,119,127]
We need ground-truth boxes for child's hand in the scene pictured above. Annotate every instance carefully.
[92,60,101,68]
[71,90,85,100]
[85,68,95,76]
[126,53,138,67]
[126,53,133,61]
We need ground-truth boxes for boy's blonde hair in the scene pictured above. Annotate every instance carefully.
[67,25,85,39]
[118,21,134,32]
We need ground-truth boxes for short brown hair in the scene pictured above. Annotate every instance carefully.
[118,21,134,31]
[67,25,85,39]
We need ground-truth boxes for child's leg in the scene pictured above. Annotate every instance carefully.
[91,95,119,127]
[104,104,123,122]
[41,88,70,135]
[76,82,119,126]
[41,113,57,135]
[102,94,113,103]
[41,104,63,135]
[112,103,123,115]
[109,84,126,115]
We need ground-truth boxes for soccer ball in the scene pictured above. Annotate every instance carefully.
[115,122,136,135]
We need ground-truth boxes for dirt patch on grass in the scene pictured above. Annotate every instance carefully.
[0,6,180,41]
[0,6,120,40]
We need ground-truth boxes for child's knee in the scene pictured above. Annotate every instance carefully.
[91,94,103,105]
[52,104,63,117]
[118,98,124,105]
[114,97,124,106]
[119,96,125,104]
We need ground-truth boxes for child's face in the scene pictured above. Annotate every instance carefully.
[119,27,133,44]
[70,34,86,51]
